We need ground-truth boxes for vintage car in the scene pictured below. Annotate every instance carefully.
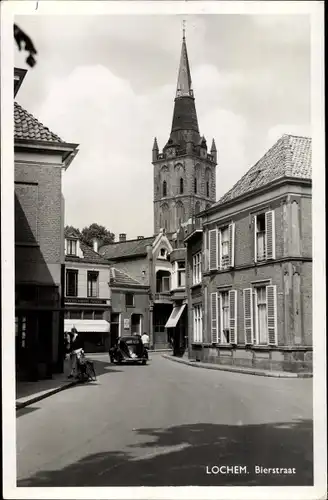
[109,335,148,365]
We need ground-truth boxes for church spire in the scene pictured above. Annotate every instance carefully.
[176,21,193,98]
[170,25,199,140]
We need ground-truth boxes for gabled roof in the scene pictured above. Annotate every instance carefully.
[109,268,146,287]
[14,102,64,143]
[214,134,312,208]
[99,236,155,260]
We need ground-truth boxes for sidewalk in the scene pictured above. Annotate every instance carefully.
[162,354,312,378]
[16,359,79,409]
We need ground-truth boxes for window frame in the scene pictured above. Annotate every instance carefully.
[66,239,77,256]
[192,252,202,285]
[193,304,203,343]
[66,269,78,297]
[87,271,99,298]
[177,261,186,288]
[125,293,135,307]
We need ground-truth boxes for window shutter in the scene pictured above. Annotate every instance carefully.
[218,229,222,270]
[265,210,275,259]
[204,286,208,343]
[209,229,218,270]
[210,292,218,343]
[266,285,278,345]
[217,293,222,344]
[243,288,253,345]
[229,290,237,344]
[203,230,208,272]
[253,215,257,263]
[228,223,235,268]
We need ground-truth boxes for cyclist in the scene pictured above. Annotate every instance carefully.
[68,327,84,378]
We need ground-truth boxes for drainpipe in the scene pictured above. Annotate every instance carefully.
[147,245,154,349]
[57,263,65,373]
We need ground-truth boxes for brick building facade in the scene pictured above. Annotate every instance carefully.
[14,68,79,381]
[185,134,312,373]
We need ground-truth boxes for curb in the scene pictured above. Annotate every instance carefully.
[162,355,312,379]
[16,380,79,410]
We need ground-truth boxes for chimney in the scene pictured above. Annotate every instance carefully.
[137,236,144,240]
[119,233,126,242]
[93,238,98,253]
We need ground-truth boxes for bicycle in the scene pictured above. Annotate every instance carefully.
[76,351,97,382]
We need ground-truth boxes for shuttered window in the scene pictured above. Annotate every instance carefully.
[243,285,278,346]
[210,292,218,343]
[254,210,276,262]
[218,223,235,270]
[243,288,254,344]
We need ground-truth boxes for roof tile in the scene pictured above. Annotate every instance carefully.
[99,236,155,260]
[14,102,64,143]
[214,134,311,208]
[109,268,144,287]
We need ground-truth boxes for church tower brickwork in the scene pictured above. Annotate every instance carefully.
[153,31,217,235]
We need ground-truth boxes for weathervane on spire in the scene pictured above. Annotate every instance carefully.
[182,19,186,39]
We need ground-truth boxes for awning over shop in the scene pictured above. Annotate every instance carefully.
[165,304,186,328]
[64,319,110,333]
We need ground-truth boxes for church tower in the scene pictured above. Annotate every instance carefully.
[153,29,217,235]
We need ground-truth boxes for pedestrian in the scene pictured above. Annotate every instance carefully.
[141,332,150,350]
[64,332,70,360]
[68,327,84,378]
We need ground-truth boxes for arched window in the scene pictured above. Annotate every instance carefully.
[205,168,211,198]
[175,202,185,229]
[179,177,184,194]
[194,178,197,194]
[162,180,167,197]
[195,201,201,215]
[161,203,169,231]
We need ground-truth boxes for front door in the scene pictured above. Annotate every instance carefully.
[131,314,142,335]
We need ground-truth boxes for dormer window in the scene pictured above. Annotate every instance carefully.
[67,239,77,256]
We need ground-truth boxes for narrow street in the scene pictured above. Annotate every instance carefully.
[17,353,313,487]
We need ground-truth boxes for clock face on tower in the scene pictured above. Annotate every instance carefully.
[167,148,175,158]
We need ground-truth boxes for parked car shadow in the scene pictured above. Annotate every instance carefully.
[17,419,313,487]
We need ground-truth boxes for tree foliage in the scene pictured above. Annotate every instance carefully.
[64,225,81,237]
[80,223,115,247]
[14,24,37,67]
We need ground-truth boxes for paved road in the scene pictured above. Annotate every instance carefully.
[17,353,313,487]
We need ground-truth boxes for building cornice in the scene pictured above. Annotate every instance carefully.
[199,177,312,218]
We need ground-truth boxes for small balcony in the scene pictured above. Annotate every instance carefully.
[154,292,172,304]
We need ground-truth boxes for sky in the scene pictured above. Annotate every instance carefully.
[14,13,311,240]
